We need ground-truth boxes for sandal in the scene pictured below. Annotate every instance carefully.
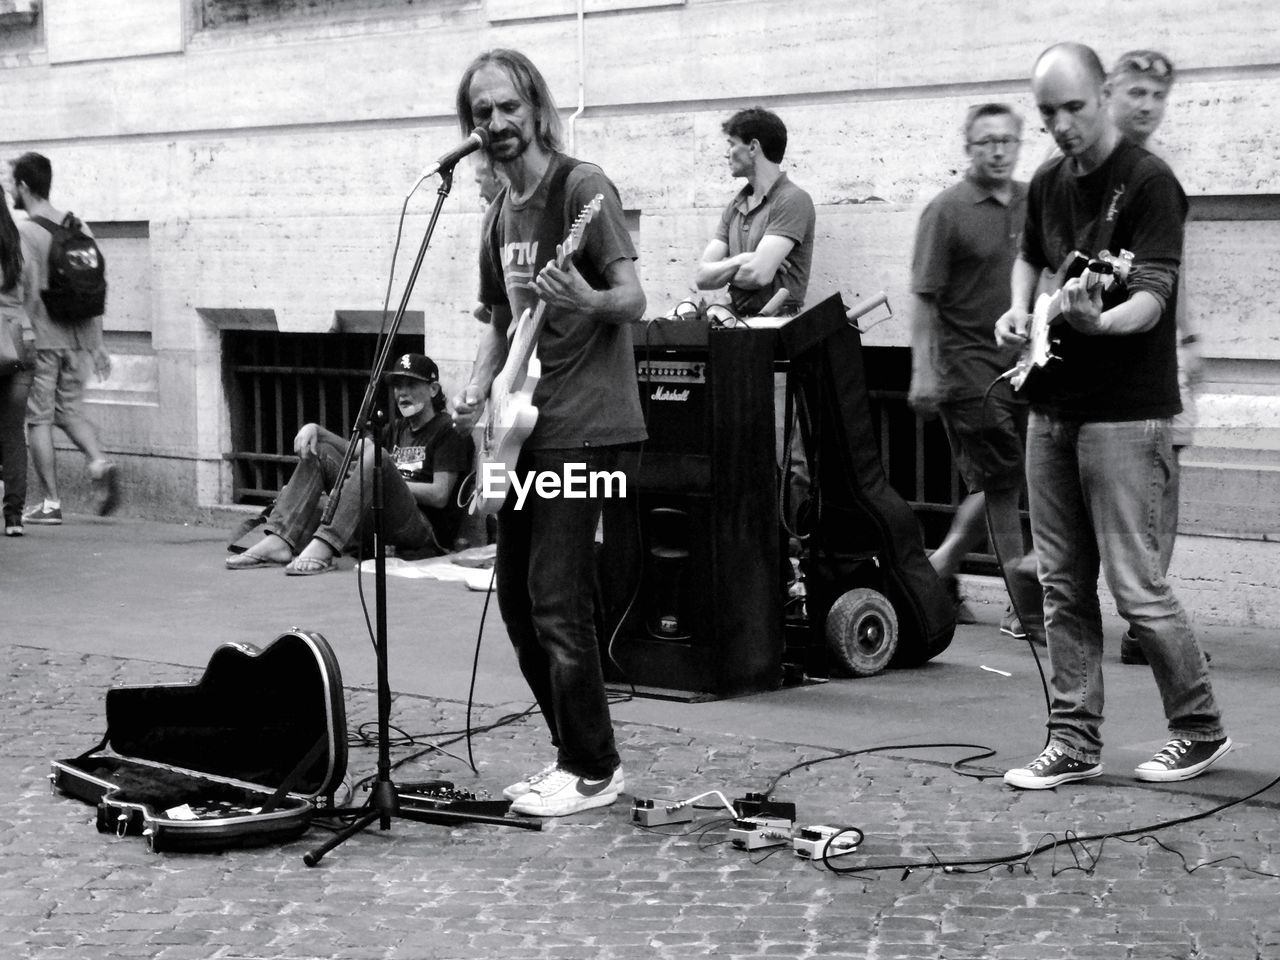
[226,551,288,570]
[285,555,337,576]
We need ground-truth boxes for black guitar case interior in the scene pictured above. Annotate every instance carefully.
[780,293,956,667]
[50,630,347,853]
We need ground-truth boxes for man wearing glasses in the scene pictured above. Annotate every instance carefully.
[1106,49,1202,667]
[909,103,1043,643]
[996,43,1229,790]
[695,107,815,318]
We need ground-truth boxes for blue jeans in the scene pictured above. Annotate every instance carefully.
[496,446,624,780]
[1026,412,1224,763]
[264,434,437,555]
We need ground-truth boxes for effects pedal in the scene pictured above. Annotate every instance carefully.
[632,798,694,827]
[791,824,863,860]
[728,816,793,851]
[398,781,510,816]
[733,793,797,822]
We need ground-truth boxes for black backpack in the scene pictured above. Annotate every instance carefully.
[33,214,107,325]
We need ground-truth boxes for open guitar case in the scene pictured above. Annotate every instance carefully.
[51,630,348,853]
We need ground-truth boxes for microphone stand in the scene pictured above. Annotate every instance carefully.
[303,169,540,867]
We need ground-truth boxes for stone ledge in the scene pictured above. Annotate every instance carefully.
[959,530,1280,629]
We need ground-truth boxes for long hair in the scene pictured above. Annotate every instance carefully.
[0,190,22,295]
[455,49,563,153]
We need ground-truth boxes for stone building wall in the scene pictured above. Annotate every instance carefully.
[2,0,1278,622]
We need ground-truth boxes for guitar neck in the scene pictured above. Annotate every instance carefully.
[493,193,603,396]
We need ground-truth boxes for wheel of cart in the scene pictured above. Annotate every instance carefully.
[824,587,898,677]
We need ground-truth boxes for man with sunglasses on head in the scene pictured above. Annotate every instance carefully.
[1106,49,1202,667]
[695,107,815,318]
[995,43,1229,791]
[909,103,1043,644]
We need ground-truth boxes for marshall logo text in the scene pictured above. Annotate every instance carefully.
[651,385,690,402]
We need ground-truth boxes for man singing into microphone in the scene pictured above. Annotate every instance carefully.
[449,49,646,817]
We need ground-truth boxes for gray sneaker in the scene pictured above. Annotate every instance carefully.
[1134,737,1231,783]
[1004,744,1102,790]
[23,503,62,525]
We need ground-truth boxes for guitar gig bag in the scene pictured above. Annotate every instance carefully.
[781,294,956,667]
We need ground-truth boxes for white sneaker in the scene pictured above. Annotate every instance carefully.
[509,766,624,817]
[502,762,558,801]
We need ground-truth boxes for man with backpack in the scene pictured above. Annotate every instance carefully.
[11,152,119,523]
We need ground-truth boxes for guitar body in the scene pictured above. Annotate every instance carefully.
[1007,250,1129,392]
[1007,286,1057,391]
[471,357,540,516]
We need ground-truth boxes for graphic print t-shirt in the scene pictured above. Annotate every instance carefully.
[479,154,647,449]
[387,410,472,547]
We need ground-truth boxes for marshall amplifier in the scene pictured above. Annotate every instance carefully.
[635,356,708,461]
[600,319,783,699]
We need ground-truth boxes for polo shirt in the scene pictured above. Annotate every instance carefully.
[911,174,1028,401]
[715,172,815,316]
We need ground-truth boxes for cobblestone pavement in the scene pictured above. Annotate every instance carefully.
[5,643,1279,960]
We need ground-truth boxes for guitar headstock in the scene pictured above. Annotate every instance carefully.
[560,194,604,264]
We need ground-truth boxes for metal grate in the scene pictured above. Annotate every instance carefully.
[222,331,419,504]
[863,346,1012,575]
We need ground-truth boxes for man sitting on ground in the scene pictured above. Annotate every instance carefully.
[226,353,472,575]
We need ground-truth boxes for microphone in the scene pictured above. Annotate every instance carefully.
[417,128,491,182]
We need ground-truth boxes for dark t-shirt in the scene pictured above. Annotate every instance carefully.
[479,154,647,449]
[911,175,1028,401]
[715,172,816,315]
[388,410,472,547]
[1020,139,1186,420]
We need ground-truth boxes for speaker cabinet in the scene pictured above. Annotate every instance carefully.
[599,321,783,699]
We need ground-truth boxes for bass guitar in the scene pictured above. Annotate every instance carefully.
[1006,248,1132,391]
[469,193,603,516]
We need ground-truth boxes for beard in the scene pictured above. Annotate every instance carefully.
[488,130,530,162]
[12,192,24,212]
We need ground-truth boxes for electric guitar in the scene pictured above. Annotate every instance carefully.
[469,194,604,516]
[1006,248,1133,391]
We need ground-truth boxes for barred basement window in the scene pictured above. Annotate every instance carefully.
[222,330,420,504]
[862,345,1016,575]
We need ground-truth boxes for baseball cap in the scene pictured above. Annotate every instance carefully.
[387,353,439,384]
